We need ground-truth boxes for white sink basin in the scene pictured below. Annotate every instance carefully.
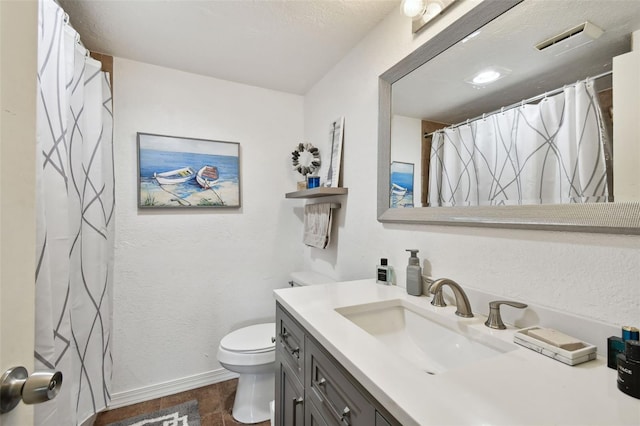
[335,299,517,374]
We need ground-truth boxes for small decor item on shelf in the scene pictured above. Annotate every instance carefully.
[324,117,344,188]
[307,175,320,189]
[292,142,320,189]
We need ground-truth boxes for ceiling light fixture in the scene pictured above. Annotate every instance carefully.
[465,67,511,87]
[401,0,426,19]
[472,70,501,85]
[401,0,456,34]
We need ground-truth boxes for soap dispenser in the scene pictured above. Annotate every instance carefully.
[405,249,422,296]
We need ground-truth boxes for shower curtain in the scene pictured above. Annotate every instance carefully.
[35,0,114,424]
[428,80,610,206]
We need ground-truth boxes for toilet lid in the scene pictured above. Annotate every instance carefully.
[220,323,275,353]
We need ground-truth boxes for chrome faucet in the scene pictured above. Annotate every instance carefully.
[429,278,474,318]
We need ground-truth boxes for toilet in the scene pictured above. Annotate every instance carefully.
[217,272,335,424]
[217,323,276,424]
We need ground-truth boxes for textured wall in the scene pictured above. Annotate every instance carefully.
[303,3,640,327]
[112,58,304,393]
[391,115,423,207]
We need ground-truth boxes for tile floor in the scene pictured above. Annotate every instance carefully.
[93,378,270,426]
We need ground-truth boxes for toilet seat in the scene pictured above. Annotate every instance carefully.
[220,323,275,354]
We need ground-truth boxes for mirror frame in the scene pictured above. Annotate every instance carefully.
[377,0,640,235]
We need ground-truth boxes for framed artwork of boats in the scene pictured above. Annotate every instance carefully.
[390,161,414,208]
[137,133,241,208]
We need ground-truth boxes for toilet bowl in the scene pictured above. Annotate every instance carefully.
[217,322,275,424]
[218,273,335,424]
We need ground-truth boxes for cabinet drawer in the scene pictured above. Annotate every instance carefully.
[277,303,306,380]
[305,338,375,426]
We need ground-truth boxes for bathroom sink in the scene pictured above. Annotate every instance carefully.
[335,299,516,374]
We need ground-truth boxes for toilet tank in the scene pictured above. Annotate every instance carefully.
[289,271,335,287]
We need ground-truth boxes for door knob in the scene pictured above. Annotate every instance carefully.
[0,366,62,413]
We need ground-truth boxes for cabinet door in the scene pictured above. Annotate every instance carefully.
[306,338,375,426]
[375,412,392,426]
[275,359,305,426]
[305,399,331,426]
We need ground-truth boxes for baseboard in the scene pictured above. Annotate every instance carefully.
[107,368,239,410]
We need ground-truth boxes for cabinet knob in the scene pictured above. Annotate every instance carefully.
[279,332,300,359]
[341,406,351,425]
[291,396,304,424]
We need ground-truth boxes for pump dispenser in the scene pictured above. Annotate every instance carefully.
[405,249,422,296]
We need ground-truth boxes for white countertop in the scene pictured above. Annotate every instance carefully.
[274,279,640,426]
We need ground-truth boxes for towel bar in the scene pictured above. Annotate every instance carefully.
[306,202,340,209]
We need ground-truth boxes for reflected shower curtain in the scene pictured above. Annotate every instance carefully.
[35,0,114,424]
[428,80,610,206]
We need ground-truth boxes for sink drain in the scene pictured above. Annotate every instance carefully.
[424,370,435,375]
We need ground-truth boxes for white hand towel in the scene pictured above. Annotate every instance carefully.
[303,203,333,249]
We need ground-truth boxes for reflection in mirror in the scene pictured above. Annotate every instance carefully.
[390,0,640,209]
[377,0,640,233]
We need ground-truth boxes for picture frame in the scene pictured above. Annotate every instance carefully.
[324,117,344,188]
[137,133,241,209]
[390,161,414,208]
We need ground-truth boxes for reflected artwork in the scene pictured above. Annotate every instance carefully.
[390,161,414,208]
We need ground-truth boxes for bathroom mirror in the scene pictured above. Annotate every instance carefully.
[378,0,640,234]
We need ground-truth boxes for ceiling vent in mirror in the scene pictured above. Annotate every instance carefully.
[535,21,604,55]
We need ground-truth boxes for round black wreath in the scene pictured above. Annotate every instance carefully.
[291,143,320,176]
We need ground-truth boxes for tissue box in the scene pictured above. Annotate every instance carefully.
[514,326,597,366]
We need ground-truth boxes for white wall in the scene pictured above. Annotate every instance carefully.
[391,115,422,207]
[112,58,304,395]
[303,3,640,327]
[613,30,640,202]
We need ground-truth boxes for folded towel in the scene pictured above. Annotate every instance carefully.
[303,203,333,249]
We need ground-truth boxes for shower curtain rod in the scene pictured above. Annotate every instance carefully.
[424,70,612,138]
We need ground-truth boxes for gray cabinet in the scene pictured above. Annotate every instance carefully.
[306,338,375,425]
[275,302,399,426]
[276,306,306,426]
[305,400,330,426]
[276,359,304,426]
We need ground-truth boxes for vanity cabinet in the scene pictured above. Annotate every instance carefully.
[276,304,307,426]
[277,359,305,426]
[305,338,375,425]
[275,303,399,426]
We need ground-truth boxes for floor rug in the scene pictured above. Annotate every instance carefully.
[106,400,201,426]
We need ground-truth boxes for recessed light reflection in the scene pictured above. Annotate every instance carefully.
[462,30,481,43]
[465,66,511,87]
[472,70,501,85]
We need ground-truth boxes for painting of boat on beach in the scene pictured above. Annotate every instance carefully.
[390,161,414,208]
[137,133,241,208]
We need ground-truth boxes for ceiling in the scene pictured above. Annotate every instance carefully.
[59,0,400,95]
[392,0,640,123]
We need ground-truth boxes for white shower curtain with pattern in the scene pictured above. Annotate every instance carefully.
[428,80,610,206]
[35,0,114,424]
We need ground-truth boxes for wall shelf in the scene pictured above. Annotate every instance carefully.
[285,187,348,199]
